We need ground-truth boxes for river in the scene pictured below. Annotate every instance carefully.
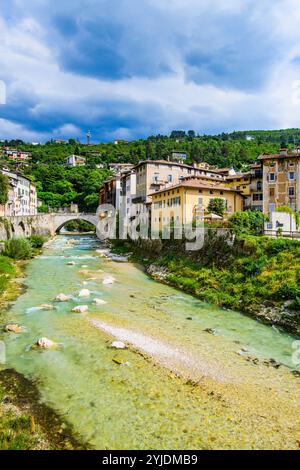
[2,234,300,449]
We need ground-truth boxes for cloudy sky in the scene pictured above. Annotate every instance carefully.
[1,0,300,142]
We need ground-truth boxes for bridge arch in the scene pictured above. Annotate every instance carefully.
[53,213,98,235]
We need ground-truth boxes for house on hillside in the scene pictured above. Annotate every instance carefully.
[64,155,86,167]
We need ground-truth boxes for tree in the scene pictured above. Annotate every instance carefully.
[229,210,265,235]
[0,173,9,205]
[187,130,196,140]
[207,198,226,217]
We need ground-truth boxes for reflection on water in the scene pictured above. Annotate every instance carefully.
[2,235,299,449]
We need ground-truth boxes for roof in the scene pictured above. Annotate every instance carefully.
[226,172,252,180]
[134,159,221,175]
[65,154,86,160]
[149,179,243,197]
[258,153,300,160]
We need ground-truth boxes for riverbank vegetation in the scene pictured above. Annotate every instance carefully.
[3,235,47,260]
[149,236,300,316]
[113,211,300,333]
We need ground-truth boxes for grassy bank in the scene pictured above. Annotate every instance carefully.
[0,245,85,450]
[113,233,300,335]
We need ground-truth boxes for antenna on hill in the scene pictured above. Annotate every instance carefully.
[86,130,91,146]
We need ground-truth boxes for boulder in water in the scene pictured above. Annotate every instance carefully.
[78,289,90,298]
[55,293,71,302]
[36,337,57,349]
[38,304,54,311]
[93,298,107,305]
[72,305,89,313]
[103,276,115,285]
[110,341,126,350]
[67,261,75,266]
[203,328,217,335]
[5,324,23,334]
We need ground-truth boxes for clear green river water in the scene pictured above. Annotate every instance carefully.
[1,235,300,449]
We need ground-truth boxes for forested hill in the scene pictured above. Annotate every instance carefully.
[1,128,299,212]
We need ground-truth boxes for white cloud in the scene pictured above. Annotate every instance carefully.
[1,0,300,141]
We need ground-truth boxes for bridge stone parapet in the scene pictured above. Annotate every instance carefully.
[0,213,98,241]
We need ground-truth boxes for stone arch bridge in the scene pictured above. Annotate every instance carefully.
[0,213,99,240]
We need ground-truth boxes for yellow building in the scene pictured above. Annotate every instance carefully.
[150,179,244,233]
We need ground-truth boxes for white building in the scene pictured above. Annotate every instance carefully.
[1,170,38,216]
[120,171,137,224]
[265,211,300,236]
[64,155,86,167]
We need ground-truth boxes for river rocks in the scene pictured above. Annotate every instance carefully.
[147,264,168,282]
[5,324,23,333]
[78,289,90,298]
[37,304,54,311]
[36,337,57,349]
[236,348,251,357]
[110,255,129,263]
[72,305,89,313]
[55,293,71,302]
[81,265,88,269]
[112,358,131,366]
[110,341,126,350]
[103,276,115,285]
[96,249,110,258]
[67,261,76,266]
[203,328,217,335]
[263,358,281,369]
[92,298,107,305]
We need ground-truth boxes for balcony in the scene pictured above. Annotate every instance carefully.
[132,196,146,204]
[150,179,168,187]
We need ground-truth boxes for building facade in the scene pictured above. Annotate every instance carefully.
[1,170,38,216]
[133,160,224,215]
[150,179,244,234]
[64,155,86,167]
[259,149,300,213]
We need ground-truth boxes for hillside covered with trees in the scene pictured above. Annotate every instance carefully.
[1,128,299,212]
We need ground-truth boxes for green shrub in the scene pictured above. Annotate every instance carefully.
[289,297,300,310]
[4,238,33,260]
[229,210,265,236]
[275,283,300,300]
[28,235,46,249]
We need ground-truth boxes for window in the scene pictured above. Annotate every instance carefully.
[288,187,295,197]
[153,173,160,183]
[289,172,295,180]
[269,188,275,197]
[269,173,276,181]
[257,181,262,191]
[154,201,162,209]
[168,175,173,183]
[253,193,263,201]
[198,197,203,208]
